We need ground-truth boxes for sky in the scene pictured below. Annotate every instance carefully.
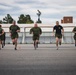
[0,0,76,24]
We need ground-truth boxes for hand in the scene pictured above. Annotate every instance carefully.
[62,33,64,36]
[31,32,33,34]
[39,34,41,36]
[74,31,76,33]
[52,33,55,36]
[16,30,20,32]
[10,33,12,36]
[16,30,18,32]
[0,34,2,36]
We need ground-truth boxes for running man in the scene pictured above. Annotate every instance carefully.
[9,21,20,50]
[30,23,42,49]
[0,25,4,50]
[72,26,76,46]
[53,21,64,50]
[1,30,6,48]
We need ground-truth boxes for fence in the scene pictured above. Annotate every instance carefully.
[3,26,75,44]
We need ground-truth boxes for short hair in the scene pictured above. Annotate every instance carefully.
[56,21,59,23]
[12,20,16,23]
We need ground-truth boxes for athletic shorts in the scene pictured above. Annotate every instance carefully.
[0,36,2,40]
[11,33,18,39]
[33,35,39,41]
[1,35,5,41]
[55,34,62,39]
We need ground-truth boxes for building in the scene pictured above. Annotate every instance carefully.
[61,16,73,23]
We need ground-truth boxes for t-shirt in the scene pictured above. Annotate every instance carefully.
[53,25,63,34]
[0,28,3,34]
[30,27,42,35]
[73,27,76,35]
[9,25,20,34]
[2,32,6,39]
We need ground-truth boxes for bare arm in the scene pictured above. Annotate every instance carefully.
[62,28,64,36]
[1,30,4,35]
[72,28,76,33]
[39,28,42,35]
[9,30,11,33]
[16,30,20,32]
[53,28,54,33]
[16,26,20,32]
[53,28,55,36]
[9,27,12,36]
[30,28,33,34]
[73,31,76,33]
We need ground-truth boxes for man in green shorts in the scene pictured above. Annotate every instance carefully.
[30,23,42,49]
[53,21,64,50]
[9,21,20,50]
[0,25,4,50]
[72,27,76,46]
[1,29,6,48]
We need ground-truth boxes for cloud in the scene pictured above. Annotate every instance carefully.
[0,0,76,24]
[0,4,11,10]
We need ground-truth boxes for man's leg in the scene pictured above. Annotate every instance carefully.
[33,36,35,48]
[75,40,76,46]
[36,40,39,48]
[14,38,18,50]
[33,36,39,48]
[36,36,39,48]
[56,37,59,50]
[74,35,76,46]
[4,39,5,46]
[34,40,38,48]
[0,40,2,50]
[2,40,4,48]
[34,40,35,47]
[59,38,62,45]
[12,39,17,50]
[12,39,15,45]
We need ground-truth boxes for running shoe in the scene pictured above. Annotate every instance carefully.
[15,47,17,50]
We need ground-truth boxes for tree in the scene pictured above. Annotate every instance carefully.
[17,14,26,24]
[3,14,14,24]
[17,14,34,24]
[26,15,34,24]
[0,20,2,24]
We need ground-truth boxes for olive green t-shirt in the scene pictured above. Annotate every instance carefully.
[9,25,20,34]
[73,27,76,35]
[30,27,42,35]
[0,28,3,34]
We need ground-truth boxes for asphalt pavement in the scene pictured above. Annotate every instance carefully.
[0,44,76,75]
